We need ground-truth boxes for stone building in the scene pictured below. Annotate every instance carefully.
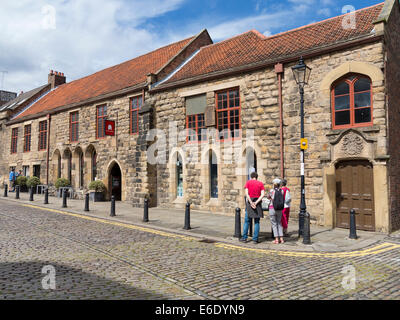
[1,0,399,233]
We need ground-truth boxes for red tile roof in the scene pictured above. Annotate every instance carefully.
[14,36,195,120]
[162,3,384,86]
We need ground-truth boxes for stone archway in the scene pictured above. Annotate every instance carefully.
[73,147,84,189]
[62,148,72,184]
[104,159,125,201]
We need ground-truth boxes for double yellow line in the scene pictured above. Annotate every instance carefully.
[22,203,400,258]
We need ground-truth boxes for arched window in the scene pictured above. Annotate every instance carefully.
[209,151,218,199]
[92,151,97,181]
[332,74,373,129]
[176,154,183,197]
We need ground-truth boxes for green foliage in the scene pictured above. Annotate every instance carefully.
[55,178,70,189]
[26,176,41,188]
[15,176,28,187]
[88,180,106,193]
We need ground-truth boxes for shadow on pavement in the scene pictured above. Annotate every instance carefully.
[0,261,169,300]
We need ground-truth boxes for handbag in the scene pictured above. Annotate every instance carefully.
[261,197,270,211]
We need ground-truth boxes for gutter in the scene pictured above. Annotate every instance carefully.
[150,34,383,93]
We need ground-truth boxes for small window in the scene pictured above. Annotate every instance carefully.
[38,121,47,150]
[96,105,107,138]
[70,111,79,142]
[130,96,142,134]
[23,125,31,152]
[11,128,18,154]
[332,75,372,129]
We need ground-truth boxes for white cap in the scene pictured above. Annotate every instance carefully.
[273,178,281,185]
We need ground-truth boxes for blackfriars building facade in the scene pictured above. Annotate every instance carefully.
[1,1,399,233]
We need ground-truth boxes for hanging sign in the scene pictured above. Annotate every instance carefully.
[105,120,115,136]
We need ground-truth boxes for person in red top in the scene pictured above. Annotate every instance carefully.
[240,172,265,244]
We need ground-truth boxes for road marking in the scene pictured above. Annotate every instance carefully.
[20,203,400,258]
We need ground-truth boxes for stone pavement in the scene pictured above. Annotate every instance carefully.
[1,191,390,253]
[1,199,400,300]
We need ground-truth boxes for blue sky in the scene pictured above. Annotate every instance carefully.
[0,0,382,93]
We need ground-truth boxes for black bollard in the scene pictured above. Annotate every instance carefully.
[62,189,67,208]
[44,188,49,204]
[3,184,8,197]
[303,211,311,245]
[110,195,116,217]
[298,211,305,238]
[349,209,358,239]
[29,187,34,201]
[184,201,191,230]
[84,193,89,212]
[15,185,20,199]
[234,207,241,238]
[249,217,253,237]
[143,198,149,222]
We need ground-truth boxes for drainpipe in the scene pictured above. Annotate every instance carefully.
[275,63,284,179]
[46,114,51,185]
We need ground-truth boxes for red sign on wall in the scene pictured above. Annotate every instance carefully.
[105,120,115,136]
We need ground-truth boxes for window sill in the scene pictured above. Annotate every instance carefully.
[326,124,379,137]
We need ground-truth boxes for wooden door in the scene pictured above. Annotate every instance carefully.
[336,160,375,231]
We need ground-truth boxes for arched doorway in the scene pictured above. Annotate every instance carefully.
[245,148,257,179]
[109,162,122,201]
[209,151,218,199]
[335,160,375,231]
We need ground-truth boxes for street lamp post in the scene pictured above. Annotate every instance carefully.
[291,57,312,245]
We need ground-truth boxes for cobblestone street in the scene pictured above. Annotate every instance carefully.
[1,199,400,300]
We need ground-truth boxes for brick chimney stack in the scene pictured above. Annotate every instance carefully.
[48,70,66,89]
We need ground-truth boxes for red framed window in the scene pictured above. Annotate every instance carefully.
[38,120,47,151]
[11,128,18,154]
[23,124,31,152]
[216,88,241,140]
[70,111,79,142]
[96,105,107,138]
[130,96,142,134]
[186,114,206,142]
[332,75,373,129]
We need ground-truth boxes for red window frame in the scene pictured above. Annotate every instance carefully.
[331,75,373,130]
[186,114,206,143]
[96,105,107,139]
[38,121,47,151]
[23,124,31,152]
[216,87,241,141]
[11,127,18,154]
[70,111,79,142]
[130,96,142,135]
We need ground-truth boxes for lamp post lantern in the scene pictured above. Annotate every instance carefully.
[291,57,312,244]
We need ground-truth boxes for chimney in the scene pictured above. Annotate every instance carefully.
[48,70,66,89]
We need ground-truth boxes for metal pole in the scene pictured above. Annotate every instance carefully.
[15,185,20,199]
[249,217,253,237]
[62,188,67,208]
[44,188,49,204]
[184,201,191,230]
[3,184,8,197]
[84,193,89,212]
[29,187,34,201]
[110,195,116,216]
[349,209,358,239]
[298,85,307,238]
[234,207,241,238]
[143,198,149,222]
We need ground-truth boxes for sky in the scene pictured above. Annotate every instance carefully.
[0,0,383,93]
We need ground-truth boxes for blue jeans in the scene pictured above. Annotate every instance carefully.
[242,208,260,241]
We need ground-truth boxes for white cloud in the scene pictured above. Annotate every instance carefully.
[0,0,187,93]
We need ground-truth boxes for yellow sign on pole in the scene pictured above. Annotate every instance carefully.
[300,138,308,150]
